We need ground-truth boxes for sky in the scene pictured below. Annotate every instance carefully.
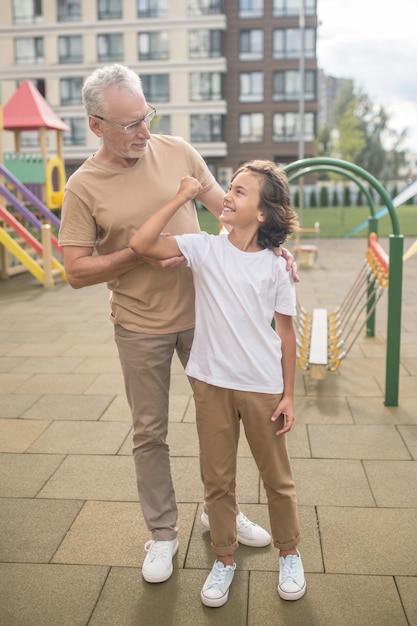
[316,0,417,152]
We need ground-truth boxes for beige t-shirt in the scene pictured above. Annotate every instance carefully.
[59,134,217,333]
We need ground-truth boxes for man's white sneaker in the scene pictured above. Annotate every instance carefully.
[142,538,178,583]
[278,550,306,601]
[201,511,271,548]
[201,560,236,607]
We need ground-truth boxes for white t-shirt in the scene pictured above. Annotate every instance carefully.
[175,232,296,394]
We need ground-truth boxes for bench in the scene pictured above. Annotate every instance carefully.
[294,222,320,268]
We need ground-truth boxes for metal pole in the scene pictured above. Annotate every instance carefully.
[298,0,305,226]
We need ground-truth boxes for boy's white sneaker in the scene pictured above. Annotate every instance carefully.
[278,550,306,600]
[142,538,178,583]
[201,560,236,607]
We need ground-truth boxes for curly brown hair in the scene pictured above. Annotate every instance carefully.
[231,160,299,249]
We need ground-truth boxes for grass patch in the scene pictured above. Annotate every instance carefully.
[197,205,417,238]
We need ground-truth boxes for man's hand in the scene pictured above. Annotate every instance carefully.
[141,254,185,269]
[273,246,299,282]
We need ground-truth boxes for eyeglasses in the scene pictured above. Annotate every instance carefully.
[91,106,157,134]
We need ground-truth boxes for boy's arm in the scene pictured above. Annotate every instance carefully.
[130,176,202,259]
[271,312,296,435]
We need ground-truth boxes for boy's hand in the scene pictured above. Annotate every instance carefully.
[178,176,202,201]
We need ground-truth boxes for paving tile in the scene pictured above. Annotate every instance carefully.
[295,395,353,424]
[38,455,138,501]
[100,394,131,421]
[0,498,83,562]
[290,458,375,506]
[364,460,417,506]
[83,373,126,395]
[23,394,114,421]
[0,373,32,393]
[318,507,417,575]
[348,396,417,425]
[0,418,50,453]
[398,424,417,458]
[10,356,84,373]
[5,342,74,357]
[89,566,249,626]
[0,563,108,626]
[0,453,64,497]
[168,394,193,422]
[72,356,123,374]
[15,373,98,395]
[395,576,417,625]
[0,394,39,418]
[63,343,118,357]
[27,420,131,454]
[248,572,407,626]
[304,372,382,397]
[308,424,411,460]
[167,422,200,457]
[53,501,196,568]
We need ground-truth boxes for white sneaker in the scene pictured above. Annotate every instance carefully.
[201,511,271,548]
[142,538,179,583]
[278,550,306,601]
[201,560,236,607]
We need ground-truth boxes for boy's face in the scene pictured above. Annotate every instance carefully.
[220,171,265,228]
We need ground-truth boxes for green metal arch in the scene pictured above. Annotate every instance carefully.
[288,164,376,218]
[283,157,399,235]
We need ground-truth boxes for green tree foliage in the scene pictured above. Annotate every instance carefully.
[327,82,405,180]
[320,185,329,207]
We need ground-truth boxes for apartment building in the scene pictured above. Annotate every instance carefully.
[0,0,318,180]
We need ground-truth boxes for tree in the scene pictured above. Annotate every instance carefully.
[326,81,406,180]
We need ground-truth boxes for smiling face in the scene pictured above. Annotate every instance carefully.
[220,171,265,229]
[89,83,152,164]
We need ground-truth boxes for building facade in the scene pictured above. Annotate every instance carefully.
[0,0,318,180]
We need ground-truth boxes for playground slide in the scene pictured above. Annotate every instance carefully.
[0,205,66,286]
[347,180,417,237]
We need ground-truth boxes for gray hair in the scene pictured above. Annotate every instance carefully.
[82,64,143,116]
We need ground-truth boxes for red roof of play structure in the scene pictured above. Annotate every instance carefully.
[3,80,70,132]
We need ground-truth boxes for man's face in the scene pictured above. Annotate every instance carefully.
[90,83,153,160]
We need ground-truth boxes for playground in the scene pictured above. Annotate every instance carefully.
[0,80,417,621]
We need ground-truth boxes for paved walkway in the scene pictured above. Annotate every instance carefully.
[0,238,416,626]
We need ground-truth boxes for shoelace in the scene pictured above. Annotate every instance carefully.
[207,564,235,589]
[144,540,170,562]
[237,513,255,529]
[281,555,298,582]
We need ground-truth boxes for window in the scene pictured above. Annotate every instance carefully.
[239,72,263,103]
[273,70,315,101]
[12,0,42,24]
[138,32,169,61]
[191,115,223,142]
[57,0,81,21]
[152,115,170,135]
[58,35,83,63]
[273,28,316,59]
[239,30,263,61]
[273,112,314,142]
[188,0,223,15]
[20,131,41,147]
[62,118,86,146]
[190,73,222,101]
[98,0,122,19]
[239,113,263,143]
[273,0,316,17]
[239,0,263,18]
[98,34,123,62]
[15,37,44,64]
[189,30,222,59]
[141,75,169,102]
[60,77,83,105]
[138,0,168,17]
